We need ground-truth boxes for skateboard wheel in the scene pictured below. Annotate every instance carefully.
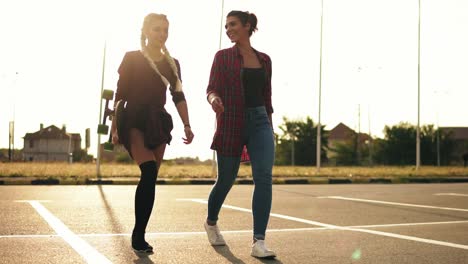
[97,124,109,135]
[103,142,114,152]
[102,89,114,100]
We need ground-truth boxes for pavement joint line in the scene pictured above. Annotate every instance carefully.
[434,193,468,197]
[318,196,468,212]
[27,201,112,264]
[2,220,468,239]
[181,198,468,250]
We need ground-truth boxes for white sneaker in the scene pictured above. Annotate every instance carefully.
[204,222,226,246]
[251,240,276,258]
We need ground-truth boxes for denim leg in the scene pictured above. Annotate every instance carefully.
[246,107,275,239]
[207,153,241,223]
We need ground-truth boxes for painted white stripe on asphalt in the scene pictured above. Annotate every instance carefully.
[2,220,468,239]
[319,196,468,212]
[0,234,60,238]
[178,198,343,228]
[348,227,468,250]
[81,228,327,237]
[181,198,468,250]
[434,193,468,197]
[28,201,112,264]
[350,220,468,229]
[0,228,324,239]
[14,200,51,202]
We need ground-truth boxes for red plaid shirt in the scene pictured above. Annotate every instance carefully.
[206,45,273,156]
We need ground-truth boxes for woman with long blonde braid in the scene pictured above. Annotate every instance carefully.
[111,13,194,254]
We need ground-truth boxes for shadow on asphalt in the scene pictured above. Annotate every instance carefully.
[98,185,127,234]
[98,185,133,259]
[213,245,284,264]
[133,254,155,264]
[214,245,247,264]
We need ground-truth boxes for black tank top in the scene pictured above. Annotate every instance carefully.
[243,68,265,107]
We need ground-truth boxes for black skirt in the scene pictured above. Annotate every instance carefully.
[120,103,173,155]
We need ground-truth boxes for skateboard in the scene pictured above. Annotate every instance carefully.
[114,99,126,144]
[97,89,115,151]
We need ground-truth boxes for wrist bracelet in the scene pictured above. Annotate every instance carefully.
[184,124,191,128]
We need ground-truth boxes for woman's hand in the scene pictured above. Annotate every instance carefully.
[111,130,120,145]
[210,96,224,114]
[183,126,194,144]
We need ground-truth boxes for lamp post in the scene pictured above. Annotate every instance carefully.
[9,72,18,161]
[416,0,421,170]
[211,0,225,177]
[433,89,447,166]
[96,41,107,179]
[316,0,324,172]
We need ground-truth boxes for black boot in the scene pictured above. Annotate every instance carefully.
[131,231,153,253]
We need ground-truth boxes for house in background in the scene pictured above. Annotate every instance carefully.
[440,127,468,164]
[327,123,371,164]
[23,124,81,162]
[328,123,371,147]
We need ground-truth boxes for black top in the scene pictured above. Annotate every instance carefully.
[242,67,265,107]
[115,50,184,153]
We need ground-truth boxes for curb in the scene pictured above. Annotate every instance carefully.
[1,177,468,185]
[31,179,60,185]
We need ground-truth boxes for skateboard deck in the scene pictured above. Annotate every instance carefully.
[114,99,126,143]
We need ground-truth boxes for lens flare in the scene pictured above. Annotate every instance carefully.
[352,248,362,260]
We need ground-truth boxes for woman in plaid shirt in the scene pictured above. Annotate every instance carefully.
[203,10,276,259]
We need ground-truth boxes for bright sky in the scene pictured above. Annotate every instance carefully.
[1,0,467,161]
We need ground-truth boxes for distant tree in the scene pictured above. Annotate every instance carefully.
[441,130,457,165]
[331,133,371,166]
[276,117,328,166]
[376,123,416,165]
[332,140,356,166]
[72,150,93,162]
[374,123,456,165]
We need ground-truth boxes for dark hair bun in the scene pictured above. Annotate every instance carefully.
[227,10,258,36]
[248,13,258,33]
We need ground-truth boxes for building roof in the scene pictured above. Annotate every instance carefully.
[329,123,354,141]
[328,122,371,142]
[24,125,81,141]
[440,127,468,140]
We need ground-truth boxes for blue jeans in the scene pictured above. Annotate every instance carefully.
[207,106,275,240]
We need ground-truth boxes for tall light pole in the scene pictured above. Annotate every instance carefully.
[9,72,18,161]
[357,104,361,165]
[96,41,107,179]
[368,105,373,166]
[212,0,225,177]
[416,0,421,169]
[316,0,324,172]
[291,132,296,166]
[436,111,440,166]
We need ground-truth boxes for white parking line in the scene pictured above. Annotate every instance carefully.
[180,198,468,250]
[318,196,468,212]
[2,220,468,239]
[435,193,468,197]
[350,220,468,229]
[28,201,112,264]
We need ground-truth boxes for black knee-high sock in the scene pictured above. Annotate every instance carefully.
[133,160,158,236]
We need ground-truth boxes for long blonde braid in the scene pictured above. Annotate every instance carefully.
[162,45,183,92]
[140,13,183,92]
